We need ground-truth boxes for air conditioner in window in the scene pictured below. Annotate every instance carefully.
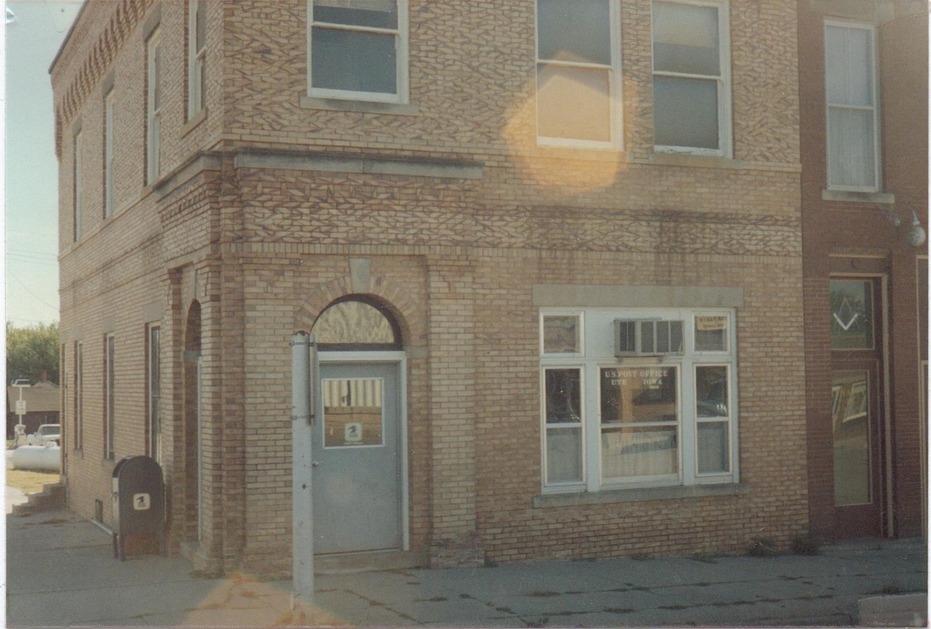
[614,319,684,357]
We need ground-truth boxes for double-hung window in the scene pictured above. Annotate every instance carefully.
[73,130,83,242]
[824,22,879,191]
[308,0,408,103]
[651,0,731,155]
[147,325,161,462]
[535,0,622,148]
[104,89,114,218]
[74,342,83,451]
[188,0,206,119]
[104,334,115,460]
[540,309,738,492]
[146,30,161,185]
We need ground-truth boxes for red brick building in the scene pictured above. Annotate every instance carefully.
[54,0,820,578]
[798,0,928,542]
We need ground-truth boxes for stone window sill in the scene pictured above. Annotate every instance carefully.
[534,483,748,508]
[299,95,419,116]
[822,189,895,205]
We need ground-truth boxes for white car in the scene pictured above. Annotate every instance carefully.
[26,424,60,446]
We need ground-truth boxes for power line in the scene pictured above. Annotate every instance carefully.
[9,274,59,311]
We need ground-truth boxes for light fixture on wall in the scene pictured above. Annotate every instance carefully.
[907,209,926,247]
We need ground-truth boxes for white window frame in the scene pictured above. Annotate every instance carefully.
[187,0,206,119]
[540,308,738,494]
[104,89,115,218]
[824,20,880,192]
[306,0,409,104]
[104,334,115,460]
[534,0,623,149]
[651,0,732,157]
[146,30,161,185]
[73,130,83,242]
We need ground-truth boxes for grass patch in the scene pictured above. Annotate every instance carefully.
[6,470,60,495]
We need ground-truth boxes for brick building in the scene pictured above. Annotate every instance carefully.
[54,0,812,577]
[798,0,928,541]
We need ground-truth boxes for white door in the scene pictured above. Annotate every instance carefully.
[313,362,402,554]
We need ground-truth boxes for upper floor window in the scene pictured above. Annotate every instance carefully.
[73,129,83,242]
[652,0,731,156]
[535,0,622,148]
[146,30,162,185]
[307,0,408,103]
[824,22,879,191]
[187,0,206,119]
[104,89,115,218]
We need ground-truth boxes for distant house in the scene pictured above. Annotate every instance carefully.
[7,376,61,438]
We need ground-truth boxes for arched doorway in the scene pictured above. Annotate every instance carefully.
[310,296,407,554]
[183,301,202,543]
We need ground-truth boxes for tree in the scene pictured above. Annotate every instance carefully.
[6,322,60,385]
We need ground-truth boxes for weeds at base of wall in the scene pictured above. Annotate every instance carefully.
[747,537,780,557]
[748,534,821,557]
[791,534,820,556]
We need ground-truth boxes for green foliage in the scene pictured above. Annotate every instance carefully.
[6,322,60,385]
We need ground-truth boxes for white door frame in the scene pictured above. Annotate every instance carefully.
[318,350,409,551]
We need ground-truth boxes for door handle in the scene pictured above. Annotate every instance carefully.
[312,460,320,467]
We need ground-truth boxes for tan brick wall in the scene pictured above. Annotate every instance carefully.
[54,0,808,575]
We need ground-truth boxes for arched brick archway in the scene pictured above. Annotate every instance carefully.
[293,274,422,346]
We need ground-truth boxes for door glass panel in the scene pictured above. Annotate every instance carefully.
[322,378,384,448]
[830,280,874,349]
[832,371,871,505]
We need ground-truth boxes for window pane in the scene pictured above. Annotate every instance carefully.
[543,315,580,354]
[545,369,581,423]
[195,0,207,50]
[601,366,678,424]
[653,1,719,76]
[546,426,582,483]
[312,27,397,94]
[697,421,729,473]
[832,371,871,505]
[314,300,397,346]
[602,425,678,479]
[830,280,874,349]
[825,25,873,107]
[695,315,728,352]
[314,0,398,29]
[537,65,611,141]
[653,76,718,149]
[827,107,876,188]
[696,366,728,418]
[537,0,611,65]
[323,378,384,448]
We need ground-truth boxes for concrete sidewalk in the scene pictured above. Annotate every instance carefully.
[6,509,927,627]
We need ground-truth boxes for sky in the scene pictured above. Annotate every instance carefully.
[5,0,82,328]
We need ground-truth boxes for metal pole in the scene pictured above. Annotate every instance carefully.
[290,332,314,606]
